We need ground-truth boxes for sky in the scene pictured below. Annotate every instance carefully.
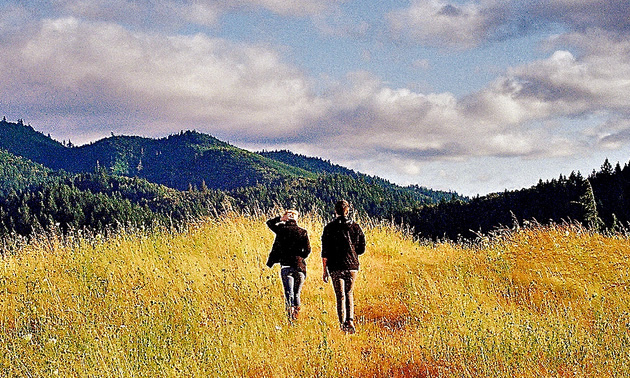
[1,0,630,197]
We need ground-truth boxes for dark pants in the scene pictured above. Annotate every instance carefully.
[330,270,357,324]
[281,267,305,308]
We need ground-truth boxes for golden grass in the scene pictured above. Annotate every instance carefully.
[1,213,630,377]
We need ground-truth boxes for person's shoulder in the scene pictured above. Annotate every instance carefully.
[350,221,363,231]
[323,220,337,232]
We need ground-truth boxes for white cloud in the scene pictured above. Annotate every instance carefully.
[5,17,623,163]
[525,0,630,34]
[387,0,508,48]
[309,31,630,163]
[3,5,630,187]
[387,0,630,49]
[504,37,630,115]
[0,18,329,140]
[412,59,430,70]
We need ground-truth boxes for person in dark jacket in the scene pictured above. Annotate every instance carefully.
[266,209,311,321]
[321,200,365,333]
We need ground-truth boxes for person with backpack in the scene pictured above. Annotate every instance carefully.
[321,200,366,333]
[266,209,311,321]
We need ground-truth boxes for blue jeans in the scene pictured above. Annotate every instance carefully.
[280,267,306,308]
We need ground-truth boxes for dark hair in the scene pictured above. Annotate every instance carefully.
[335,200,350,216]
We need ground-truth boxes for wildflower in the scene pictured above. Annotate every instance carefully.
[22,333,33,341]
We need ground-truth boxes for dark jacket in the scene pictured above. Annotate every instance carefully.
[321,216,365,271]
[266,217,311,274]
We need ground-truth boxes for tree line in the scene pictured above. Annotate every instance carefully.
[0,155,453,238]
[3,119,630,241]
[2,150,629,242]
[396,159,630,241]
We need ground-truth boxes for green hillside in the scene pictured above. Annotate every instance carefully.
[63,131,316,191]
[259,149,358,176]
[0,119,456,199]
[0,121,320,191]
[2,118,629,241]
[0,118,67,169]
[0,149,56,196]
[0,119,462,237]
[259,149,461,204]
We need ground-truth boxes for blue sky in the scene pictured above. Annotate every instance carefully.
[1,0,630,196]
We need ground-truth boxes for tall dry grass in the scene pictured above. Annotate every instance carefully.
[1,213,629,377]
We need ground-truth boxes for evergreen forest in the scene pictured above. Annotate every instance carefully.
[0,117,628,241]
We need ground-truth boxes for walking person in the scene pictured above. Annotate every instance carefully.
[322,200,366,334]
[266,209,311,321]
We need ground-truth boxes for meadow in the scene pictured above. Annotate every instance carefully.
[1,212,629,377]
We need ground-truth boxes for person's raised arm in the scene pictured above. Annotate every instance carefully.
[266,215,283,232]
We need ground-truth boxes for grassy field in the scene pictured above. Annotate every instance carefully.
[1,212,629,377]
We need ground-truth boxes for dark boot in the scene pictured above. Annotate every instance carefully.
[345,319,356,334]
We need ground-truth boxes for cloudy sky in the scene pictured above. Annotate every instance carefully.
[1,0,630,196]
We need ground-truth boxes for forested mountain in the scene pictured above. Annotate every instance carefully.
[0,149,56,196]
[0,119,318,190]
[69,132,320,191]
[258,149,454,204]
[0,118,460,237]
[2,119,447,198]
[0,168,229,236]
[258,150,357,176]
[396,173,597,241]
[0,118,66,168]
[2,118,629,241]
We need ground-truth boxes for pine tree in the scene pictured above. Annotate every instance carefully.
[579,179,603,230]
[601,158,613,176]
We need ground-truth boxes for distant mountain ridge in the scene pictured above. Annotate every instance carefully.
[0,120,319,191]
[0,118,66,169]
[1,118,628,240]
[0,118,459,216]
[259,150,358,176]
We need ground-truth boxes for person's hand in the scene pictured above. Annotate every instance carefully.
[280,212,289,221]
[323,271,329,283]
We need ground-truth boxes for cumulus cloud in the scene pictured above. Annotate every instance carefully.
[0,18,328,140]
[297,71,559,161]
[5,16,629,163]
[523,0,630,35]
[596,117,630,150]
[304,29,630,163]
[387,0,510,48]
[501,33,630,116]
[387,0,630,48]
[3,1,630,181]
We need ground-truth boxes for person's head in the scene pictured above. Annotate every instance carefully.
[334,200,350,216]
[284,209,299,221]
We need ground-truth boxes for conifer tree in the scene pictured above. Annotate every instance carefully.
[579,179,603,230]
